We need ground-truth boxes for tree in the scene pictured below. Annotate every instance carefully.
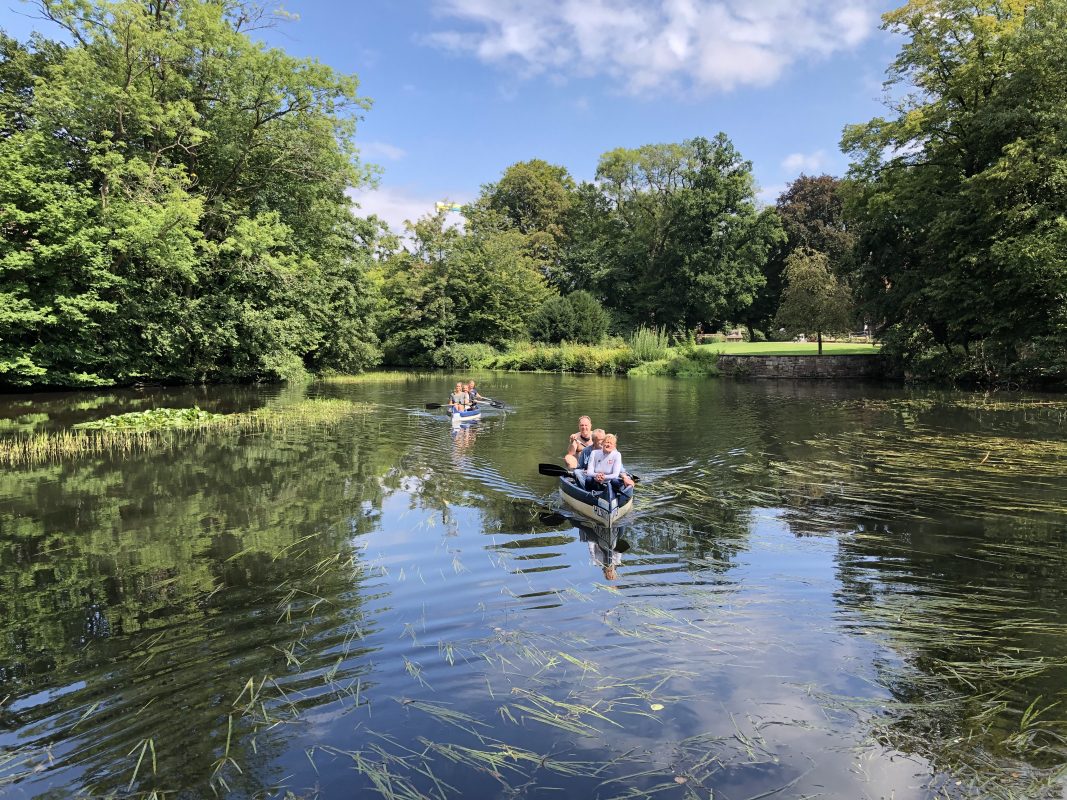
[529,296,577,343]
[841,0,1067,367]
[775,248,853,354]
[481,159,576,288]
[1,0,381,386]
[566,290,610,345]
[746,175,853,336]
[593,135,783,333]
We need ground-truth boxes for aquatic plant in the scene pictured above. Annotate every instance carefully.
[0,399,373,466]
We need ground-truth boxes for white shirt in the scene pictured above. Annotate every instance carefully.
[586,449,623,480]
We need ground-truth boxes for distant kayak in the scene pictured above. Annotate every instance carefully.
[559,475,634,528]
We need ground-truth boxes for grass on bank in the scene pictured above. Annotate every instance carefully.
[696,341,882,356]
[0,399,373,466]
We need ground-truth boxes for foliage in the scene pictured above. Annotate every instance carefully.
[841,0,1067,376]
[379,213,551,363]
[528,291,609,345]
[628,347,719,377]
[484,342,637,374]
[627,326,670,362]
[592,134,784,332]
[528,296,577,343]
[0,1,381,387]
[566,290,610,345]
[74,407,226,430]
[775,248,854,354]
[746,174,853,333]
[480,159,576,287]
[432,342,498,370]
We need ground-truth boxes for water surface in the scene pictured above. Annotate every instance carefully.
[2,374,1066,799]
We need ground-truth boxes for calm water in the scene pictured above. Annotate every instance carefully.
[2,374,1066,799]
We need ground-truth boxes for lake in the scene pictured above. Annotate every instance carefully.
[1,373,1066,799]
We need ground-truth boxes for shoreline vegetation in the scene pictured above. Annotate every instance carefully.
[2,0,1064,396]
[0,399,373,467]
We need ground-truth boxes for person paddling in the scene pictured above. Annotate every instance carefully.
[448,382,469,413]
[564,416,594,470]
[579,433,624,493]
[466,380,485,408]
[574,427,635,489]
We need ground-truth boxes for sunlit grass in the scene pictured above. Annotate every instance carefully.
[695,339,879,356]
[318,371,437,383]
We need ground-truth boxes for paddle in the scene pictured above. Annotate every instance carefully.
[426,399,503,410]
[537,463,640,483]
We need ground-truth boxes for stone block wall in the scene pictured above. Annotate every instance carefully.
[716,354,889,379]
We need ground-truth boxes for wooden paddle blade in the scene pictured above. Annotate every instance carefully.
[538,463,571,477]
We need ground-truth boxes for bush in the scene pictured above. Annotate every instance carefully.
[567,291,610,345]
[751,329,767,342]
[629,348,719,377]
[483,342,635,374]
[628,326,670,362]
[529,296,577,343]
[433,343,498,370]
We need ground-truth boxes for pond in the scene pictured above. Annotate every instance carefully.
[1,373,1066,799]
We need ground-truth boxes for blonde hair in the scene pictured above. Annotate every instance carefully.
[603,433,617,445]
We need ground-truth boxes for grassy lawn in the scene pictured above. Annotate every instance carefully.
[691,341,882,356]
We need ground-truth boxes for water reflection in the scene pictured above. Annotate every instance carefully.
[0,376,1065,798]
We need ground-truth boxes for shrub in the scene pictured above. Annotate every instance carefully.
[433,342,498,370]
[567,291,610,345]
[529,296,577,343]
[628,348,719,377]
[628,326,670,362]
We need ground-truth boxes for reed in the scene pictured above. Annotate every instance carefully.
[627,326,670,362]
[0,399,374,466]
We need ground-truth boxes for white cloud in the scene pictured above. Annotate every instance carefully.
[756,182,785,207]
[347,185,469,235]
[426,0,879,94]
[359,141,407,161]
[781,150,827,173]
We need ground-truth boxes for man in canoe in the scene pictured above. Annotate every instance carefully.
[575,427,635,489]
[564,416,594,469]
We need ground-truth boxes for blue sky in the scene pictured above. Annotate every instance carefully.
[1,0,903,233]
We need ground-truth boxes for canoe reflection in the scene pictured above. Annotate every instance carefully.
[577,523,627,581]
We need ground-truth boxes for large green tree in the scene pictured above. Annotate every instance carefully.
[481,159,576,287]
[1,0,381,387]
[746,174,853,336]
[593,135,783,332]
[842,0,1067,368]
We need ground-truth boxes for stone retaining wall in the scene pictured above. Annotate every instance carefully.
[716,354,889,379]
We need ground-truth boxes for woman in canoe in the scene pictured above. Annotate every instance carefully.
[579,433,624,492]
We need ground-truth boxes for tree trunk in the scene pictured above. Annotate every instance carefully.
[817,330,823,355]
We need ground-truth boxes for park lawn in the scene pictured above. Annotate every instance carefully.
[693,341,882,356]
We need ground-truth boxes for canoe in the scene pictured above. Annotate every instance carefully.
[450,408,481,424]
[559,475,634,528]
